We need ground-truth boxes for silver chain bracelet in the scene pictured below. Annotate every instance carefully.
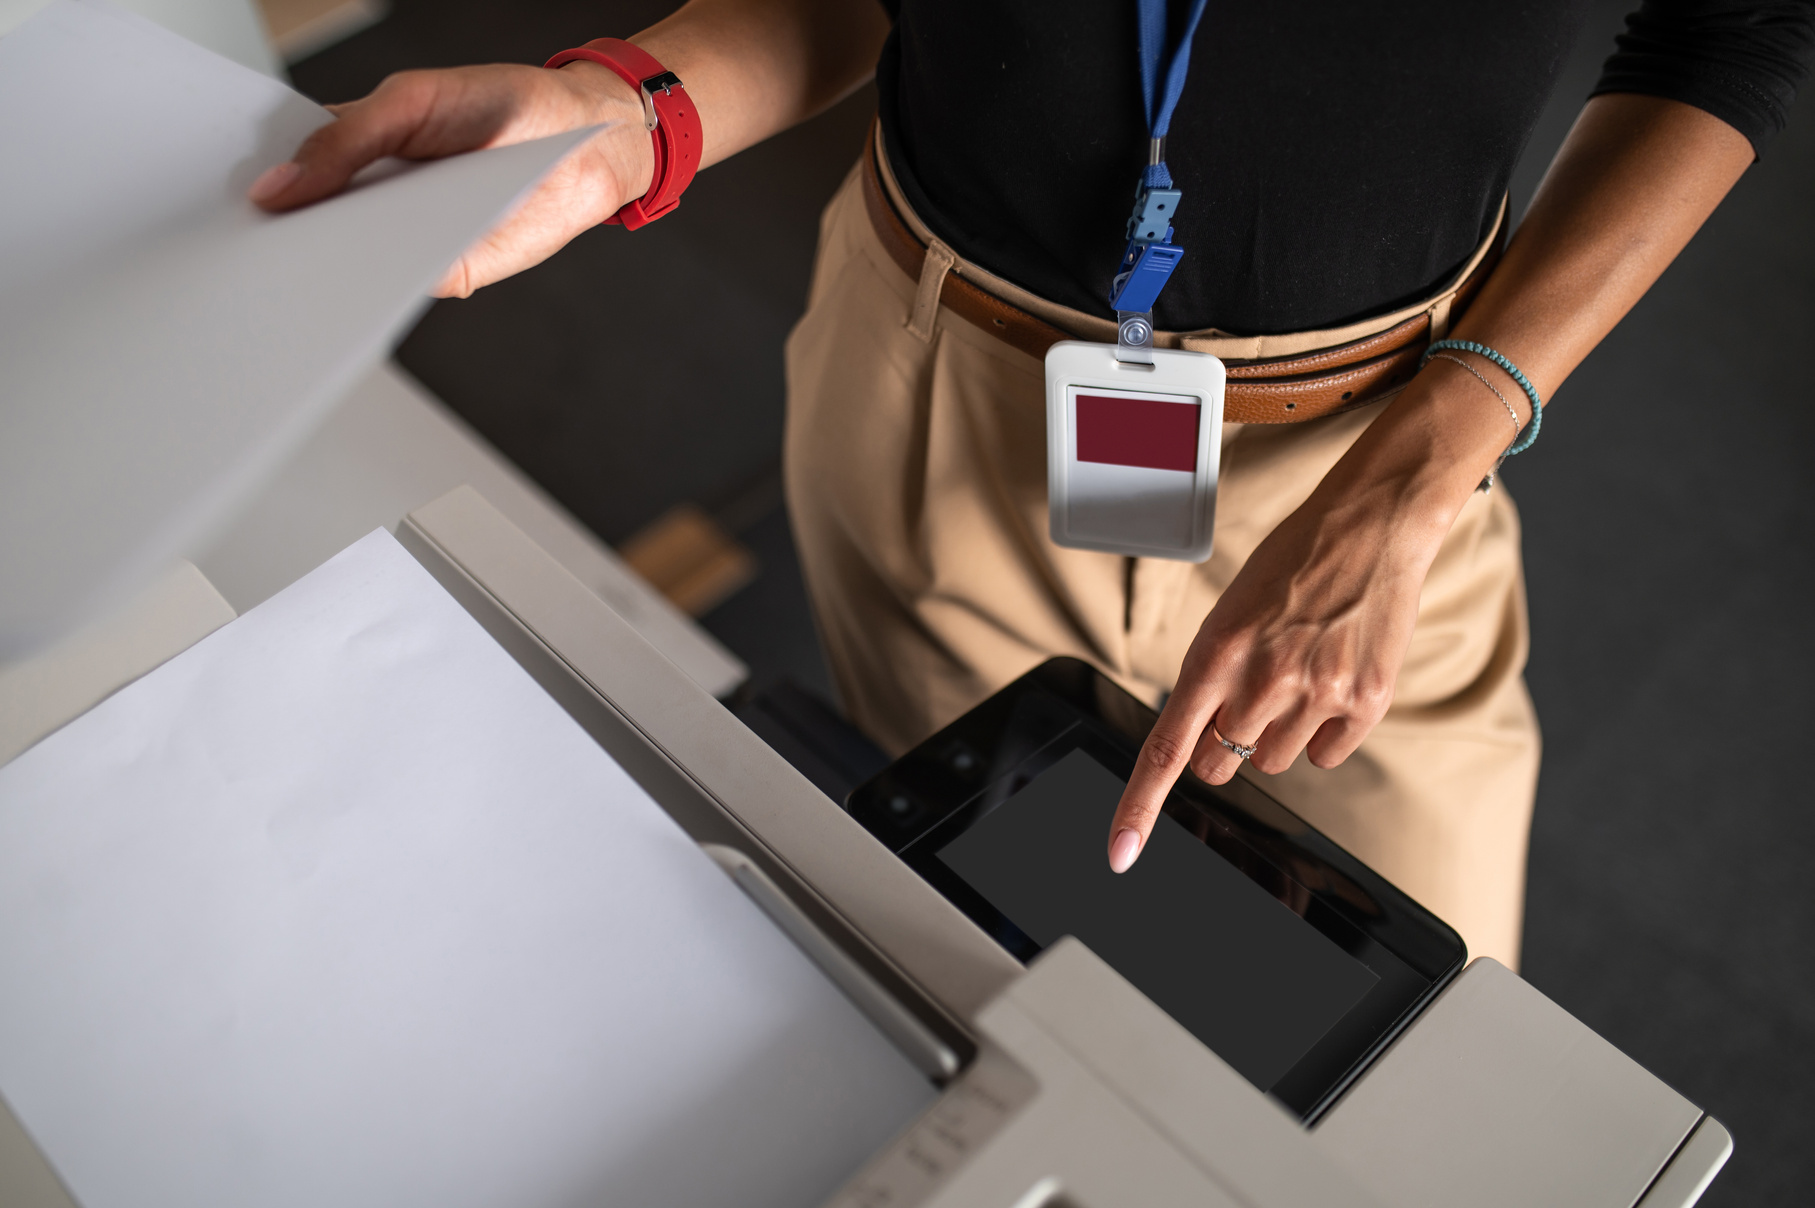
[1427,351,1523,493]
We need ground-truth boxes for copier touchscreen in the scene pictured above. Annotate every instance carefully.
[846,658,1466,1120]
[934,748,1380,1094]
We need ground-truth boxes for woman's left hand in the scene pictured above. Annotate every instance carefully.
[1103,363,1509,874]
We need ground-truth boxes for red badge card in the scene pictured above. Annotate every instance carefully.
[1074,393,1201,473]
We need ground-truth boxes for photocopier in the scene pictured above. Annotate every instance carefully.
[256,488,1761,1205]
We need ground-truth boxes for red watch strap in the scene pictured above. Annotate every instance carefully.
[544,38,700,230]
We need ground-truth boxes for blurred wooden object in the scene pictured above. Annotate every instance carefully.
[256,0,385,63]
[618,505,758,618]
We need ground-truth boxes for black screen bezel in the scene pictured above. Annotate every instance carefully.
[844,658,1466,1123]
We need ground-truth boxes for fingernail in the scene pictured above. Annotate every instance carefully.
[1109,827,1143,874]
[248,161,301,203]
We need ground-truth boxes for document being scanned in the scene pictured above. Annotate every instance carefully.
[0,531,934,1208]
[0,1,596,656]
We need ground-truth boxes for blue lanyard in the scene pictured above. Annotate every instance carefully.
[1109,0,1208,317]
[1138,0,1208,182]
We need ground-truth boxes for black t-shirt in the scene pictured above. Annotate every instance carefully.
[875,0,1814,334]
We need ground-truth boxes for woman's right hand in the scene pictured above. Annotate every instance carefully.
[248,61,653,298]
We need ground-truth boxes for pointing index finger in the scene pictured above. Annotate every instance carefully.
[1107,685,1219,873]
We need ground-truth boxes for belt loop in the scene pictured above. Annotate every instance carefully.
[1428,292,1455,341]
[907,239,957,342]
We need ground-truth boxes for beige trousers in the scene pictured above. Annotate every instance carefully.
[783,165,1541,969]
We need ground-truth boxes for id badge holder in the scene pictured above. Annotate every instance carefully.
[1046,337,1225,562]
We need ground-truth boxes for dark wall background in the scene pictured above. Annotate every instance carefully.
[290,2,1814,1200]
[1510,7,1815,1204]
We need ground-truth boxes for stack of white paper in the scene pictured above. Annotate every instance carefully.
[0,531,934,1208]
[0,0,594,656]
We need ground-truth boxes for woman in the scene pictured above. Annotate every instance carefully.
[253,0,1813,966]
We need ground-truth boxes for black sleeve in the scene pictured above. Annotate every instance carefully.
[1592,0,1815,153]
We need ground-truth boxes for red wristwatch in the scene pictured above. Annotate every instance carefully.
[544,38,701,230]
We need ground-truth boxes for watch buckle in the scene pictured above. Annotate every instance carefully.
[637,71,683,132]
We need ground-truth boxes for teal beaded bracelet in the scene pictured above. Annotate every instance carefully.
[1421,339,1544,455]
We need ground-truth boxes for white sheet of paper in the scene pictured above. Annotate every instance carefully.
[0,531,934,1208]
[0,0,597,656]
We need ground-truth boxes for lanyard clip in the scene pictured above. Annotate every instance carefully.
[1109,239,1183,314]
[1110,152,1182,313]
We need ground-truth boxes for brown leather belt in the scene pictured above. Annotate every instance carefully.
[861,134,1504,424]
